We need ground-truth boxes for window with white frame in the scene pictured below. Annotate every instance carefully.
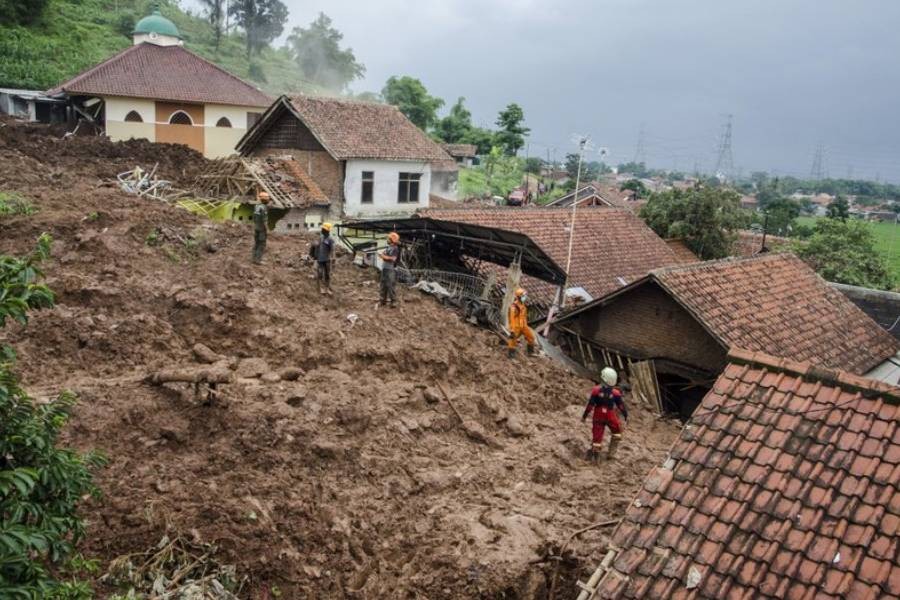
[398,172,421,203]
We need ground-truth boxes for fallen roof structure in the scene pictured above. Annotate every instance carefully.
[418,206,682,300]
[191,156,328,209]
[580,349,900,600]
[339,217,566,285]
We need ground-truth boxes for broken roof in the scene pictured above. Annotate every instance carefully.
[236,95,452,162]
[441,143,478,158]
[592,349,900,600]
[419,206,682,299]
[48,43,271,107]
[338,217,566,285]
[558,253,898,374]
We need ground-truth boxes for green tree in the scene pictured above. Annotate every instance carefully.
[461,127,494,156]
[494,103,529,156]
[523,157,543,175]
[616,161,652,178]
[827,195,850,220]
[0,0,49,25]
[640,186,749,259]
[434,97,473,143]
[756,197,800,236]
[381,76,444,130]
[0,235,104,598]
[287,13,365,92]
[793,219,894,289]
[620,178,649,199]
[229,0,289,59]
[197,0,226,52]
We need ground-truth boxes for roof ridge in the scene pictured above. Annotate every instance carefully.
[288,93,394,109]
[727,348,900,403]
[650,249,792,277]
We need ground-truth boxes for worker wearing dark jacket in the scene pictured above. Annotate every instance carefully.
[252,191,270,264]
[316,223,335,295]
[378,232,401,307]
[582,367,628,461]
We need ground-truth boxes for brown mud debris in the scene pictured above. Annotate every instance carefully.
[0,121,681,598]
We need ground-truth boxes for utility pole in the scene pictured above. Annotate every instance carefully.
[633,122,647,165]
[563,136,589,308]
[714,114,734,181]
[810,143,827,180]
[524,141,530,203]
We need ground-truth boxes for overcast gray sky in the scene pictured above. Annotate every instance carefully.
[188,0,900,182]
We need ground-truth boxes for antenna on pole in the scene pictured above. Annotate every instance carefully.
[713,114,734,181]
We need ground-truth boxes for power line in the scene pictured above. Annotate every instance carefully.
[713,114,735,180]
[809,142,827,180]
[632,122,647,164]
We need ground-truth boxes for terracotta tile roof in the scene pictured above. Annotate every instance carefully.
[592,349,900,600]
[276,158,329,207]
[48,43,271,107]
[734,230,790,257]
[441,143,477,158]
[652,253,898,374]
[664,239,701,264]
[285,95,451,161]
[419,206,683,299]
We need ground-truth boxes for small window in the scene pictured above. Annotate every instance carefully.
[361,171,374,204]
[215,116,232,128]
[398,172,421,203]
[124,110,143,123]
[247,112,263,127]
[169,111,193,125]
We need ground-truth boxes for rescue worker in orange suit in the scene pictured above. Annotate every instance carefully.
[582,367,628,461]
[507,287,536,358]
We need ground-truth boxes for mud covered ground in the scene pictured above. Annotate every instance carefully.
[0,121,680,598]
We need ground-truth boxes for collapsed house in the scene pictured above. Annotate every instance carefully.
[45,7,271,158]
[578,349,900,600]
[235,95,456,221]
[550,253,899,417]
[418,206,684,310]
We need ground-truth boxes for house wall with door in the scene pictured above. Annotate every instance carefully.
[343,159,432,217]
[564,282,727,372]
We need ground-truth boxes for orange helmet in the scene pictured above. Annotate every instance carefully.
[515,288,526,298]
[388,232,400,244]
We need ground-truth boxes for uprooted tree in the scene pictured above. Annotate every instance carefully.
[0,234,105,598]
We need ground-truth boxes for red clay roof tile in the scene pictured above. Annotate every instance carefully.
[419,206,682,300]
[49,43,271,107]
[591,350,900,599]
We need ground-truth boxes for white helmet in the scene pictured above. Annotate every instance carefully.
[601,367,617,386]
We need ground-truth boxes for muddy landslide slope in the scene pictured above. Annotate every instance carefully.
[0,122,680,598]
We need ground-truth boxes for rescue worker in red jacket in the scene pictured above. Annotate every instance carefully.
[582,367,628,461]
[507,287,536,358]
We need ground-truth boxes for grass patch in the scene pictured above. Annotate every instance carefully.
[0,191,37,216]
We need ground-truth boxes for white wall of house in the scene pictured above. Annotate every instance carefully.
[343,159,432,217]
[105,96,156,142]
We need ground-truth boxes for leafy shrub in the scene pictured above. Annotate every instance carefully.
[0,234,106,598]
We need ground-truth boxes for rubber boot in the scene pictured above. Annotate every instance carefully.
[607,434,622,460]
[507,348,516,359]
[526,344,536,357]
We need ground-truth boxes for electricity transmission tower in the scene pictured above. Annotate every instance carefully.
[809,143,827,180]
[632,123,647,165]
[714,114,734,180]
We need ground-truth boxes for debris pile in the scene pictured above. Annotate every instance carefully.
[0,121,681,597]
[116,164,187,201]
